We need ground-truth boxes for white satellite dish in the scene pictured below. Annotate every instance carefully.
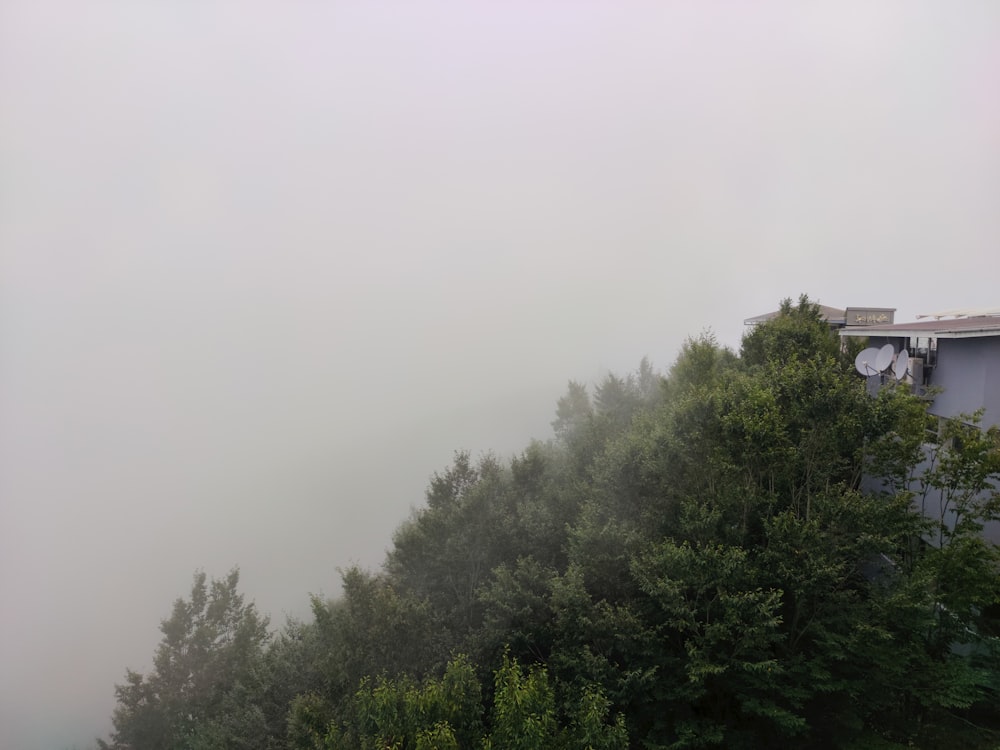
[875,343,895,373]
[894,349,909,380]
[855,347,880,376]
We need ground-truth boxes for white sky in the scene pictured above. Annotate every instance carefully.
[2,2,999,747]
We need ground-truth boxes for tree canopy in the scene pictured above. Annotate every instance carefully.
[99,296,1000,749]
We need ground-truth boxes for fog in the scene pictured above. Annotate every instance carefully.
[2,2,998,747]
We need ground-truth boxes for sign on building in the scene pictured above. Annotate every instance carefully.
[845,307,895,326]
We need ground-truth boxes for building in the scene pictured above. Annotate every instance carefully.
[839,308,1000,545]
[839,308,1000,430]
[743,304,896,330]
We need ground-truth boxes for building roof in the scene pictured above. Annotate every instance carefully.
[839,315,1000,339]
[744,304,846,326]
[915,307,1000,319]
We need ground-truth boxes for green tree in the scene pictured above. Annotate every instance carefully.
[740,295,842,369]
[664,331,736,400]
[900,412,1000,738]
[345,655,482,750]
[287,692,338,750]
[326,567,449,689]
[552,381,593,445]
[483,652,557,750]
[104,569,270,750]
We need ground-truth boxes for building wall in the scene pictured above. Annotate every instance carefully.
[911,448,1000,547]
[861,445,1000,547]
[928,337,1000,430]
[858,334,1000,546]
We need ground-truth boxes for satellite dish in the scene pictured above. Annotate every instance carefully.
[894,349,909,380]
[855,347,880,376]
[875,343,895,372]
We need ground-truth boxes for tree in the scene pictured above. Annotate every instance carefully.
[483,652,557,750]
[902,413,1000,732]
[552,381,593,445]
[341,655,482,750]
[104,569,270,750]
[387,452,521,642]
[739,295,842,369]
[324,567,450,690]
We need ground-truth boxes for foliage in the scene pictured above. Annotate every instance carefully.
[100,295,1000,750]
[342,655,481,750]
[104,569,270,750]
[739,294,842,369]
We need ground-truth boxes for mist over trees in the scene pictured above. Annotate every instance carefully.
[98,297,1000,749]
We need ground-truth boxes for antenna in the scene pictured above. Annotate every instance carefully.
[894,349,909,381]
[875,344,895,373]
[854,347,880,376]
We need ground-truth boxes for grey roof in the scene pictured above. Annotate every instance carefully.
[839,315,1000,339]
[916,306,1000,319]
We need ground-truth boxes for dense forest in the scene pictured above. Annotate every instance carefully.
[98,297,1000,749]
